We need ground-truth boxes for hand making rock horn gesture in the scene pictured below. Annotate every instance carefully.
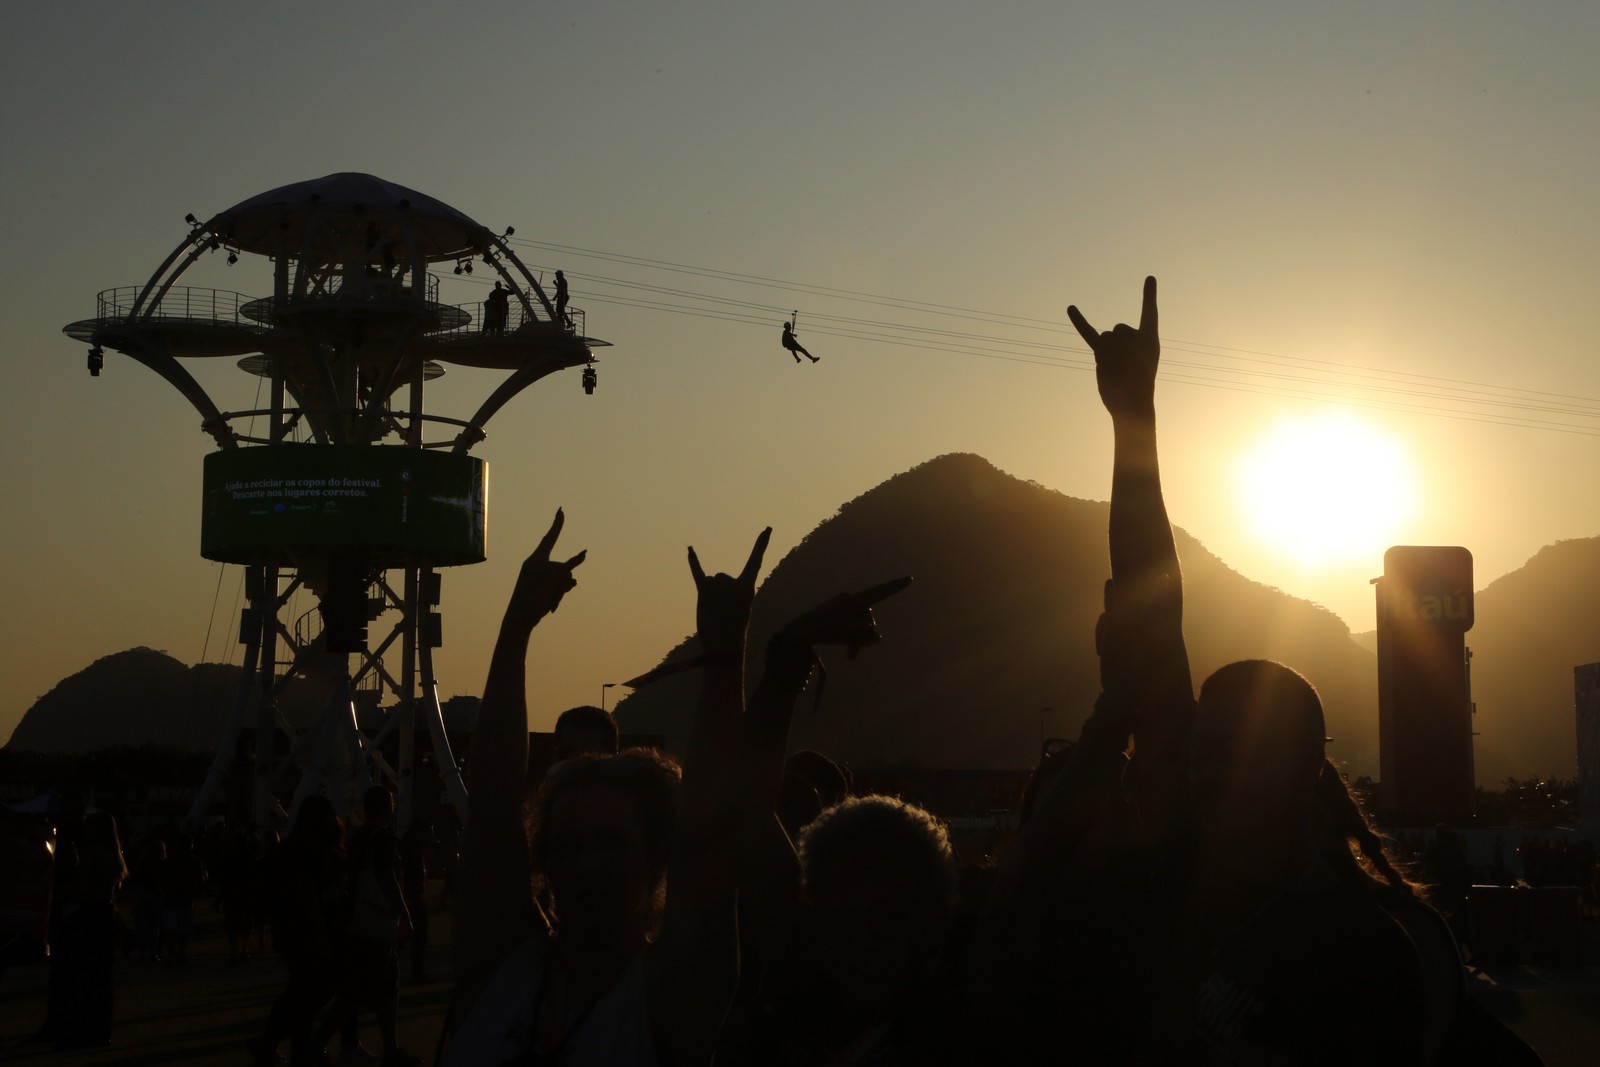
[502,508,587,634]
[454,507,588,998]
[687,527,773,662]
[1068,275,1160,420]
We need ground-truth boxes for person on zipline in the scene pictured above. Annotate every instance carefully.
[781,318,818,363]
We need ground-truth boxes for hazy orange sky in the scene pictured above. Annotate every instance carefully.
[3,3,1596,747]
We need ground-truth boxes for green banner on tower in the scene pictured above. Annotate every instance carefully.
[201,446,487,566]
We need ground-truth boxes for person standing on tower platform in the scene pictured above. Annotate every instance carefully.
[553,270,571,329]
[781,318,818,363]
[484,282,509,335]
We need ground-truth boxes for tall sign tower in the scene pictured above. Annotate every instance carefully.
[63,174,608,829]
[1373,546,1475,821]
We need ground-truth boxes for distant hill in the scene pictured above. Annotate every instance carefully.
[1348,540,1600,781]
[11,463,1592,783]
[1466,537,1600,782]
[4,647,322,755]
[615,454,1384,775]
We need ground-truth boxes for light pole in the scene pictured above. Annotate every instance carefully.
[601,682,618,711]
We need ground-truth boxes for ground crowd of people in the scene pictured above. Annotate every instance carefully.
[23,788,447,1064]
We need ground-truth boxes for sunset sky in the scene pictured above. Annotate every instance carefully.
[3,2,1596,747]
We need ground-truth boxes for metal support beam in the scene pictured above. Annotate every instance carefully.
[419,637,470,825]
[187,576,262,824]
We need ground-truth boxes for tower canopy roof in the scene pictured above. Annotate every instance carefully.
[208,173,491,262]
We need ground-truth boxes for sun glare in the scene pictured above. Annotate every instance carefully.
[1237,413,1416,567]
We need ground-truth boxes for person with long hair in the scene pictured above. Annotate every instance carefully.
[1066,277,1441,1064]
[1142,659,1431,1063]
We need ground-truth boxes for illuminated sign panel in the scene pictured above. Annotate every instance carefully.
[1374,546,1475,820]
[201,446,487,567]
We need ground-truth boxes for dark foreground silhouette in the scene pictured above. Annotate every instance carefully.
[12,281,1555,1067]
[427,278,1542,1065]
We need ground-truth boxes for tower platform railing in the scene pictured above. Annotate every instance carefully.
[96,286,270,331]
[207,407,480,448]
[273,270,443,307]
[93,273,455,329]
[429,301,584,338]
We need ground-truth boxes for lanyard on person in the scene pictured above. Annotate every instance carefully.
[515,941,622,1066]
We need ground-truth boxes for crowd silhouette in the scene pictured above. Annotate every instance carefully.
[13,278,1564,1065]
[427,277,1543,1064]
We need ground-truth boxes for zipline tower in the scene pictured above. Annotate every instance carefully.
[63,173,608,830]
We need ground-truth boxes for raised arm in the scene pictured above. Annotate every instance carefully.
[649,528,770,1064]
[731,577,913,947]
[1067,278,1177,594]
[742,576,912,809]
[453,509,585,988]
[966,577,1144,1061]
[682,529,770,783]
[1068,277,1193,825]
[969,281,1191,1054]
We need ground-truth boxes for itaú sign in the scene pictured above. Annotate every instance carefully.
[1383,546,1474,633]
[1374,545,1475,819]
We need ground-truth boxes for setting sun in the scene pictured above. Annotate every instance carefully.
[1237,413,1417,566]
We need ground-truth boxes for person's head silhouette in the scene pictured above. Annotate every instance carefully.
[1189,660,1325,844]
[798,795,956,1018]
[530,749,680,943]
[553,704,619,760]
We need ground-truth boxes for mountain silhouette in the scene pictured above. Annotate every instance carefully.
[615,454,1382,774]
[9,460,1592,784]
[5,646,322,754]
[1465,537,1600,783]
